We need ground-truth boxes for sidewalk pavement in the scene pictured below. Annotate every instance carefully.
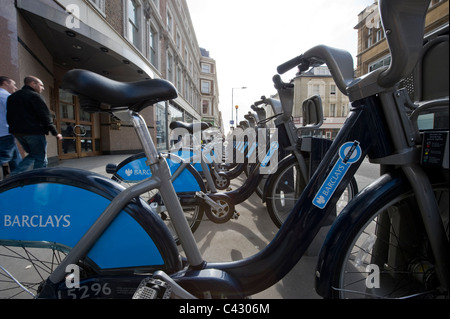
[54,155,322,299]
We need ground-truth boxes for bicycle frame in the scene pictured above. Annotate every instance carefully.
[207,93,396,295]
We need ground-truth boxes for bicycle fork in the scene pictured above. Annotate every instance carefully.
[379,90,450,292]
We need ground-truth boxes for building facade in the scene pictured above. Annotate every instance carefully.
[199,48,222,132]
[0,0,220,163]
[292,66,350,139]
[354,0,449,77]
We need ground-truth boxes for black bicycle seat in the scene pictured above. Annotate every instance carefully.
[169,121,210,134]
[61,69,178,112]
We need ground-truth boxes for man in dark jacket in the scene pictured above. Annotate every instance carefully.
[7,76,62,175]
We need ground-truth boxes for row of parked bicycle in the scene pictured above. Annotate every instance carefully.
[105,78,358,244]
[0,0,447,299]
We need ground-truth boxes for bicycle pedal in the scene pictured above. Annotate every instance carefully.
[132,277,172,299]
[232,212,240,220]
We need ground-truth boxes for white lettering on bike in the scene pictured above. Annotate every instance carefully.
[3,215,71,228]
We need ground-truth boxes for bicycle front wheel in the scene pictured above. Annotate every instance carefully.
[265,156,358,228]
[330,184,449,299]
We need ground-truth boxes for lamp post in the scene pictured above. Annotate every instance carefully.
[231,86,247,129]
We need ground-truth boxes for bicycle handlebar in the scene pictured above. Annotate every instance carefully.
[277,45,354,95]
[277,0,430,94]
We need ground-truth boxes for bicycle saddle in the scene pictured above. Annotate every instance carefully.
[169,121,210,134]
[61,69,178,112]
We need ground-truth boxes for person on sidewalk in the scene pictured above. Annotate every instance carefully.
[7,75,62,175]
[0,76,21,179]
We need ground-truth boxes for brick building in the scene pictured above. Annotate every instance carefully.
[354,0,449,77]
[0,0,220,163]
[293,66,350,139]
[199,48,221,130]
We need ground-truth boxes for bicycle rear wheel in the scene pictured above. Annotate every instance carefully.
[265,156,358,228]
[0,243,90,299]
[330,184,449,299]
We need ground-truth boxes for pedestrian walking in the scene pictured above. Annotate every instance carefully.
[0,76,21,179]
[6,76,62,175]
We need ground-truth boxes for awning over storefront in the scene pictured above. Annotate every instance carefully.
[16,0,155,82]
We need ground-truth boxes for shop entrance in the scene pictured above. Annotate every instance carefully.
[57,89,101,159]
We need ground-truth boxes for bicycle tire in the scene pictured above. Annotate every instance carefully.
[322,178,449,299]
[265,155,358,228]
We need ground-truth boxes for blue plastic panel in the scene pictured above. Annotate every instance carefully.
[0,183,164,269]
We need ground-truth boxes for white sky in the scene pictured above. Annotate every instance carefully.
[186,0,375,134]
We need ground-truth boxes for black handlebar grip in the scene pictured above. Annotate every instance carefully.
[277,55,303,74]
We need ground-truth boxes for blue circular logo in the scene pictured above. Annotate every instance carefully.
[339,141,361,164]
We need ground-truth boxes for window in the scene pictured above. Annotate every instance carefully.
[176,66,182,91]
[155,102,168,151]
[312,84,320,96]
[184,77,189,98]
[176,32,182,51]
[202,100,211,115]
[201,63,211,73]
[201,80,211,94]
[366,27,373,48]
[330,84,336,95]
[330,104,336,117]
[167,10,173,35]
[89,0,105,13]
[369,55,391,72]
[167,52,174,83]
[341,104,347,117]
[376,29,384,42]
[127,0,140,48]
[149,26,158,67]
[314,67,330,76]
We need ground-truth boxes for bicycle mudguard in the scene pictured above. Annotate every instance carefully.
[0,168,182,273]
[114,152,204,192]
[314,170,408,298]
